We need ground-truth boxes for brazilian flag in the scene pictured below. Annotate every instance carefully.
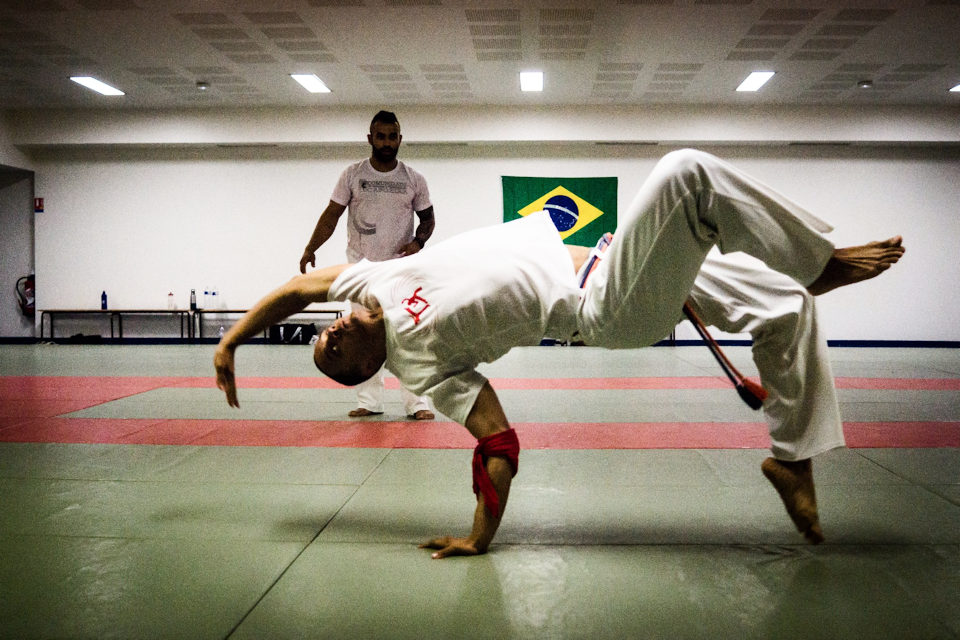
[502,176,617,245]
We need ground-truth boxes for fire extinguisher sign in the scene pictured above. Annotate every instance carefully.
[34,198,44,213]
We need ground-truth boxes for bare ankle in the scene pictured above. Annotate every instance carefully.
[807,237,905,296]
[774,458,811,472]
[761,457,824,544]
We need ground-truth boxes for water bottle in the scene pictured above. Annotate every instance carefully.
[190,289,197,311]
[101,291,107,310]
[203,287,209,309]
[214,285,223,337]
[167,292,174,310]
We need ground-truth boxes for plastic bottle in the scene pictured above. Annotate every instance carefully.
[213,285,223,337]
[101,291,107,310]
[167,292,175,310]
[190,289,197,311]
[203,287,209,309]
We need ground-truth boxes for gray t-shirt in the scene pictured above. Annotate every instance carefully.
[330,159,431,262]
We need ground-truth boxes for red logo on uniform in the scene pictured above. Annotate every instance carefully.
[402,287,430,324]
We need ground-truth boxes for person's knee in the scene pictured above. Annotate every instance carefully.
[658,148,711,176]
[653,149,720,196]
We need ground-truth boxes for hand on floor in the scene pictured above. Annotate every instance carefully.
[420,536,481,559]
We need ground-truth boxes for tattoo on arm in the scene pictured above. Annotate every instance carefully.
[414,207,435,247]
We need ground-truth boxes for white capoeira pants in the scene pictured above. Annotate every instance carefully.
[577,149,844,461]
[690,251,844,460]
[355,364,432,415]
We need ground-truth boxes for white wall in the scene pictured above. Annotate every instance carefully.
[0,113,32,170]
[7,103,959,342]
[1,113,37,338]
[27,142,960,341]
[10,105,960,146]
[0,171,34,337]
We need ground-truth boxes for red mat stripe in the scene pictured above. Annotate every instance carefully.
[1,376,957,448]
[4,375,960,393]
[0,418,957,449]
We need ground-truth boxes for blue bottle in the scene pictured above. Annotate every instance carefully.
[101,291,107,310]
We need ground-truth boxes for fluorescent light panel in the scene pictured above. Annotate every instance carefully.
[520,71,543,92]
[736,71,775,92]
[70,76,124,96]
[290,74,330,93]
[950,83,960,93]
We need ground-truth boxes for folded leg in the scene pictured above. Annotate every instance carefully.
[578,149,835,347]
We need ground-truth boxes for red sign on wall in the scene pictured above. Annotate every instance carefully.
[34,198,44,213]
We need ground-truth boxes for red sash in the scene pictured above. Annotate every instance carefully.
[472,428,520,518]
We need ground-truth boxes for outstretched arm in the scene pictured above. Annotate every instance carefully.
[300,200,347,273]
[399,206,436,256]
[420,382,515,558]
[214,264,350,407]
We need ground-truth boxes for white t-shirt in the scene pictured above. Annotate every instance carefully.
[330,159,432,262]
[328,212,580,425]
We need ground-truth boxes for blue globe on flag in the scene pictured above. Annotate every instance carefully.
[543,194,579,232]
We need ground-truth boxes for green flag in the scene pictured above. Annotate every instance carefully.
[502,175,617,245]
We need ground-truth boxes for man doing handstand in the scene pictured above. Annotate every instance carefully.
[215,149,904,558]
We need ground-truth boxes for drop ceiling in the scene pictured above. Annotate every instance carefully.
[0,0,958,110]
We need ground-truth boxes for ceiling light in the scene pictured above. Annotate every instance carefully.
[196,81,210,91]
[70,76,124,96]
[950,84,960,93]
[290,74,331,93]
[520,71,544,92]
[857,80,873,89]
[736,71,775,92]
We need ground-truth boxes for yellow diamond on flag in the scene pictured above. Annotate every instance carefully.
[517,185,605,239]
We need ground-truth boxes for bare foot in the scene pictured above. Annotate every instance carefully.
[348,408,383,417]
[408,410,435,421]
[807,236,904,296]
[761,457,825,544]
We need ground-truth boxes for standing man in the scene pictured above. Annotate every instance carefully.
[299,110,436,420]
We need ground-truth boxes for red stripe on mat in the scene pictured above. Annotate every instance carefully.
[0,376,195,417]
[842,421,960,447]
[5,375,960,393]
[0,418,956,448]
[834,377,960,390]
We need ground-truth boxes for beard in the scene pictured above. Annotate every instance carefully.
[372,145,397,164]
